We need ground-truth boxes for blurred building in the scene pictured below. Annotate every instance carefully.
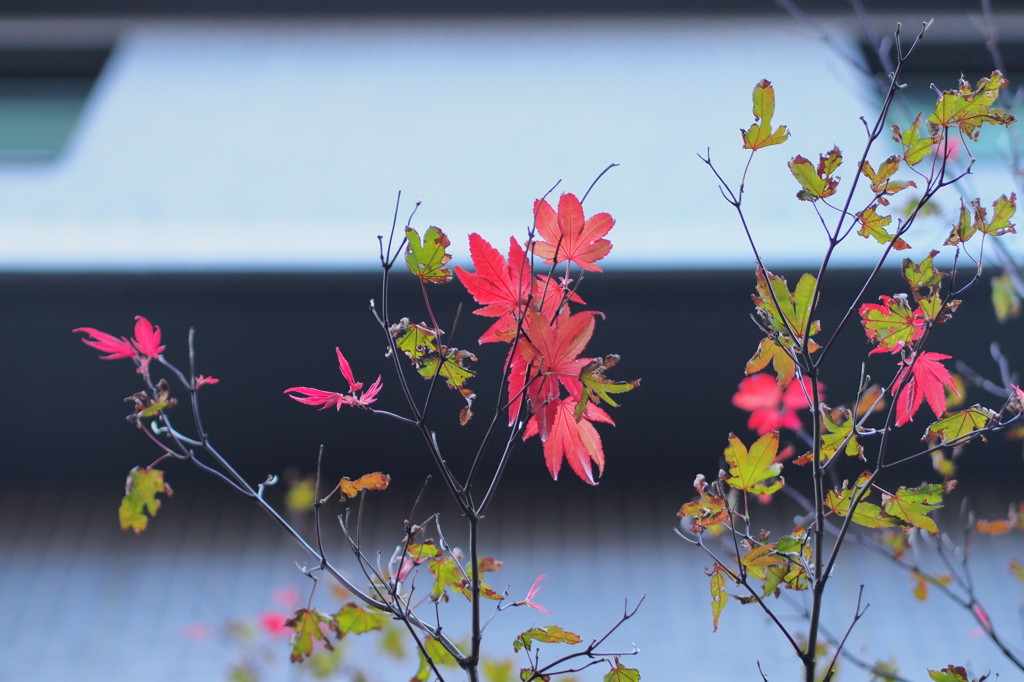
[3,2,1024,680]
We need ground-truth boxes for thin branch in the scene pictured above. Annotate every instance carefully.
[580,163,619,204]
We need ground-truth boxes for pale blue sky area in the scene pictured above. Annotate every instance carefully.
[0,15,1016,271]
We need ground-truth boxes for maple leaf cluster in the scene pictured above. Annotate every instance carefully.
[456,192,637,484]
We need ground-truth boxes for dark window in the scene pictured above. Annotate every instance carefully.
[0,47,111,161]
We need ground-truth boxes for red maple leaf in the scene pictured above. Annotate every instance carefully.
[511,307,599,435]
[732,373,816,435]
[531,193,614,272]
[455,234,579,344]
[285,348,383,410]
[894,351,958,426]
[524,397,613,484]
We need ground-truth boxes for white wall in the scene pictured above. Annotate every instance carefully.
[0,15,1015,271]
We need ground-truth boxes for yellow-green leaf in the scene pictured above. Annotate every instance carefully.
[985,193,1017,236]
[604,659,641,682]
[708,565,727,632]
[740,543,784,581]
[119,466,173,533]
[824,477,900,530]
[903,250,944,290]
[484,659,516,682]
[576,354,640,418]
[745,336,797,388]
[418,349,477,390]
[413,636,459,681]
[927,665,982,682]
[285,475,316,513]
[723,431,784,496]
[405,226,454,283]
[329,603,387,637]
[390,318,439,367]
[789,148,841,201]
[741,79,790,150]
[752,268,820,355]
[429,555,466,602]
[992,272,1022,322]
[924,406,997,445]
[947,194,1017,245]
[929,70,1016,140]
[513,625,582,653]
[284,608,334,662]
[800,407,862,465]
[892,115,933,166]
[857,204,911,250]
[860,155,915,200]
[882,484,947,535]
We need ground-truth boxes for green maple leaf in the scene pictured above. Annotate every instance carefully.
[329,603,386,638]
[788,147,841,201]
[604,659,642,682]
[390,318,439,367]
[822,408,862,459]
[773,530,806,555]
[983,193,1017,236]
[512,625,582,653]
[484,659,515,682]
[762,529,810,594]
[741,79,790,150]
[798,407,861,465]
[418,349,476,390]
[413,636,459,681]
[903,250,944,291]
[882,484,948,535]
[857,204,910,250]
[928,665,988,682]
[119,466,172,533]
[707,565,728,632]
[745,336,797,387]
[992,272,1022,322]
[752,268,820,357]
[740,543,784,581]
[576,354,640,419]
[860,155,899,187]
[405,226,454,283]
[947,198,976,245]
[860,154,916,204]
[947,194,1017,245]
[284,608,334,662]
[428,555,466,601]
[824,475,900,530]
[763,560,808,595]
[428,556,502,602]
[406,541,442,560]
[723,431,784,496]
[929,70,1015,140]
[892,114,933,166]
[924,406,997,445]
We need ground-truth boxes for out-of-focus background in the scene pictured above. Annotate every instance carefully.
[3,1,1024,680]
